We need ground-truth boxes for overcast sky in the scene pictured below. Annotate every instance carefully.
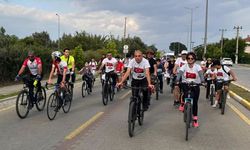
[0,0,250,51]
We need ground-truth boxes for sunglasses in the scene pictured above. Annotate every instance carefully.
[187,57,194,60]
[134,55,141,57]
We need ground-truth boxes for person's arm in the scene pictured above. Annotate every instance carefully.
[72,61,75,72]
[176,70,184,84]
[229,70,237,81]
[18,65,26,76]
[173,64,178,75]
[62,68,67,83]
[153,64,157,76]
[146,68,154,88]
[48,64,55,84]
[164,62,169,71]
[119,68,131,84]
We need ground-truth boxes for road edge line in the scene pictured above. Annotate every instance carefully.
[65,112,104,140]
[227,102,250,126]
[229,90,250,111]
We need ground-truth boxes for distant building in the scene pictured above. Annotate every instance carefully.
[244,35,250,54]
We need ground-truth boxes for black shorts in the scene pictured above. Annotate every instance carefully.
[215,81,230,91]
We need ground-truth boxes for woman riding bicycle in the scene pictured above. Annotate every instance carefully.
[175,52,205,127]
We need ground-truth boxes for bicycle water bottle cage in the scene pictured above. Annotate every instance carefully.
[184,98,193,105]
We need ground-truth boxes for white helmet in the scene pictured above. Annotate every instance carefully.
[181,50,188,55]
[51,51,62,59]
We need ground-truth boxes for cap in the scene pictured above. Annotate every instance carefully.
[181,50,188,55]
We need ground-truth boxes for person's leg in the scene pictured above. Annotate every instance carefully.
[192,86,200,127]
[158,75,163,93]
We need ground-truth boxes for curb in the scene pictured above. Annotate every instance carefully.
[229,90,250,111]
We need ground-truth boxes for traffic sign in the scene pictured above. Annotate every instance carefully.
[123,45,128,50]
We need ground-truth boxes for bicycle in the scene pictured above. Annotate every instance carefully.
[81,75,92,98]
[127,86,148,137]
[155,78,160,100]
[169,74,175,94]
[209,79,215,106]
[216,79,232,115]
[46,82,72,120]
[182,82,203,141]
[101,73,115,106]
[16,76,46,119]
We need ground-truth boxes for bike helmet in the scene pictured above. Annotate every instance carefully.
[51,51,62,60]
[181,50,188,55]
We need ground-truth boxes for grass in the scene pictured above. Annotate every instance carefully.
[0,92,19,101]
[230,83,250,103]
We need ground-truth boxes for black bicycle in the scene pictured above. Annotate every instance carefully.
[128,86,148,137]
[169,74,176,94]
[102,73,115,106]
[46,82,72,120]
[16,76,46,119]
[182,82,203,141]
[81,75,91,98]
[155,78,160,100]
[209,79,215,106]
[217,79,232,115]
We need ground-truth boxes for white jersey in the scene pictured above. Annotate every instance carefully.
[180,63,202,84]
[53,61,70,75]
[128,58,150,80]
[124,58,131,68]
[175,57,187,72]
[216,65,230,81]
[205,69,217,80]
[89,61,97,70]
[102,58,117,73]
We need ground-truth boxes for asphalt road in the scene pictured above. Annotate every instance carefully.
[231,64,250,89]
[0,79,250,150]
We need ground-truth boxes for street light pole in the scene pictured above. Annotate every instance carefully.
[56,13,60,50]
[219,29,227,54]
[185,6,198,52]
[233,26,242,64]
[203,0,208,57]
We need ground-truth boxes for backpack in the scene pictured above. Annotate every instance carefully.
[222,65,230,76]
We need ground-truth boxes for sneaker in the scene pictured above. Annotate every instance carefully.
[173,101,179,106]
[212,100,218,108]
[192,116,199,127]
[179,104,184,112]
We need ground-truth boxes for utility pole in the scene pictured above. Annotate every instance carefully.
[219,29,227,54]
[233,26,242,64]
[56,13,60,50]
[203,0,208,58]
[124,17,127,40]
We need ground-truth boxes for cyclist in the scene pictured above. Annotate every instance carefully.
[205,58,212,69]
[98,52,118,88]
[47,51,70,110]
[164,55,175,85]
[211,59,237,108]
[16,51,43,109]
[79,62,93,92]
[60,48,75,84]
[173,50,188,107]
[115,56,124,84]
[204,65,217,99]
[117,50,154,111]
[200,57,207,72]
[156,58,164,93]
[89,58,97,77]
[175,52,205,127]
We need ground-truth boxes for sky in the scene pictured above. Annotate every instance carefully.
[0,0,250,51]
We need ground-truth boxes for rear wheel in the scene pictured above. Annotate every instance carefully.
[210,86,214,105]
[47,93,58,120]
[35,87,46,111]
[128,100,136,137]
[221,91,227,115]
[138,97,144,126]
[81,81,86,98]
[16,91,29,119]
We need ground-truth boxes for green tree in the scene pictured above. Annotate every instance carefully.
[169,42,187,55]
[71,46,84,70]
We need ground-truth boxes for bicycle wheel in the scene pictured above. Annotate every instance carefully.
[16,90,30,119]
[185,103,191,141]
[109,84,115,101]
[47,93,58,120]
[62,92,72,113]
[128,100,136,137]
[221,91,227,115]
[69,83,74,99]
[35,87,46,111]
[102,83,109,105]
[138,97,144,126]
[81,81,86,98]
[210,86,214,105]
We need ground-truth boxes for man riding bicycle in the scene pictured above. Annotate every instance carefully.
[16,51,43,109]
[48,51,70,111]
[98,52,118,88]
[60,48,75,84]
[117,50,154,111]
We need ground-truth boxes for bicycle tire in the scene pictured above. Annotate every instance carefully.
[221,91,227,115]
[156,81,159,100]
[81,81,86,98]
[35,87,47,111]
[109,85,115,101]
[210,86,214,105]
[138,96,144,126]
[16,90,30,119]
[69,83,74,99]
[128,100,136,137]
[102,83,109,105]
[47,93,58,120]
[62,92,72,113]
[185,103,191,141]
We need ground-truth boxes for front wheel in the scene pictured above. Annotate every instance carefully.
[47,93,58,120]
[16,90,29,119]
[138,97,144,126]
[102,83,109,105]
[81,81,86,98]
[128,100,136,137]
[185,103,191,141]
[35,87,46,111]
[210,86,214,106]
[62,92,72,113]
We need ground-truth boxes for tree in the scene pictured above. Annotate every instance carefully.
[71,46,84,70]
[169,42,187,55]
